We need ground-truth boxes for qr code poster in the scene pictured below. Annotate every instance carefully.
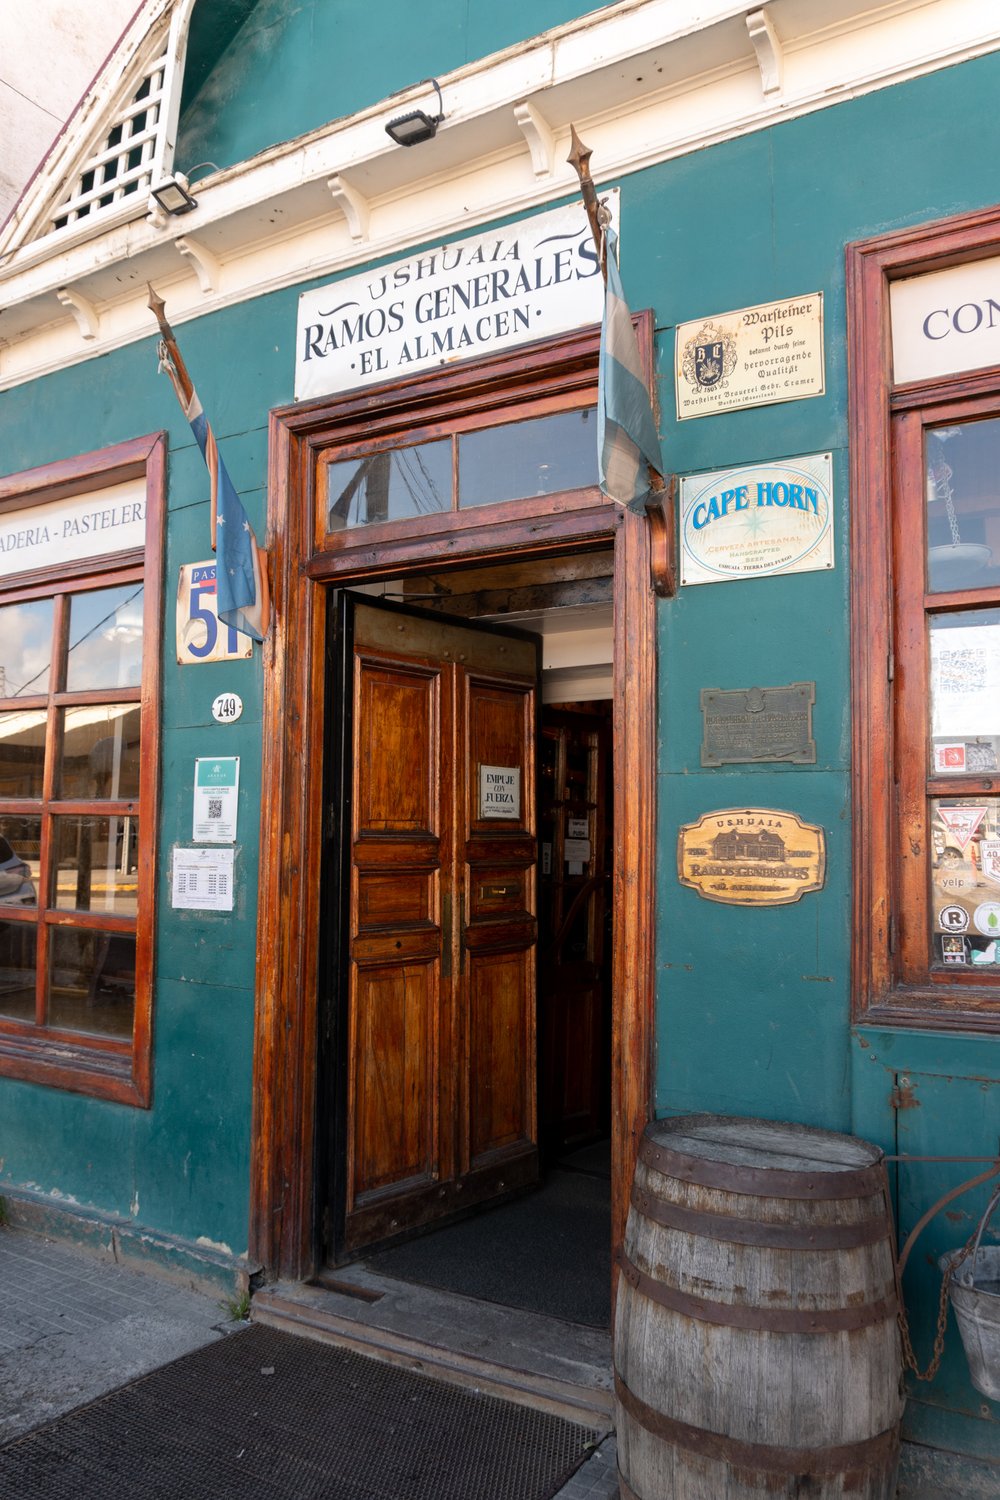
[192,756,239,843]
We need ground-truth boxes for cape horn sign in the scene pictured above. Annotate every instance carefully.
[678,808,826,906]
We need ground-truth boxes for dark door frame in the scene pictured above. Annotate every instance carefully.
[250,325,657,1284]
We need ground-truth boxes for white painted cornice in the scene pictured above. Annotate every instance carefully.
[1,0,998,392]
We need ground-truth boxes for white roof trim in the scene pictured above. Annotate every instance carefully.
[0,0,998,393]
[0,0,195,259]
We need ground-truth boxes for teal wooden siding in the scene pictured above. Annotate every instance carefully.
[1,32,999,1456]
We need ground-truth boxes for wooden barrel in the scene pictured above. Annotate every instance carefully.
[614,1115,903,1499]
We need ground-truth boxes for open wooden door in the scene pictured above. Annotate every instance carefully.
[329,594,540,1258]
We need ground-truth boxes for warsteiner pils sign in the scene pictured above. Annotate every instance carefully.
[678,808,826,906]
[675,294,824,420]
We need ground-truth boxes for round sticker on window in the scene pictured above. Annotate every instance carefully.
[973,902,1000,937]
[938,904,970,933]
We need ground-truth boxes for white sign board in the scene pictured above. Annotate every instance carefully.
[680,453,834,586]
[0,478,146,579]
[675,294,824,420]
[171,847,235,912]
[295,196,618,400]
[193,756,240,843]
[177,562,253,664]
[891,257,1000,384]
[479,765,521,820]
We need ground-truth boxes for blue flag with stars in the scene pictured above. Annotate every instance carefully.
[185,389,269,642]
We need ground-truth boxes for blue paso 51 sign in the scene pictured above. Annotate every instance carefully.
[680,452,834,587]
[295,196,618,401]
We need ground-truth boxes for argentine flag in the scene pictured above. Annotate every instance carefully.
[598,228,663,509]
[185,389,269,642]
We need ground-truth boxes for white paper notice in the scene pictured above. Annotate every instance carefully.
[171,847,235,911]
[479,765,521,820]
[931,624,1000,738]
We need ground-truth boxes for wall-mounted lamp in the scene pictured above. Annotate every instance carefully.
[385,79,444,147]
[149,172,198,216]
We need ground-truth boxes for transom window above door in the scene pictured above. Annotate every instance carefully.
[283,323,656,572]
[324,408,598,530]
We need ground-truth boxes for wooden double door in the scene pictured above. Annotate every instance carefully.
[331,595,540,1257]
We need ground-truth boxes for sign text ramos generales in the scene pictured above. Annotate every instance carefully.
[295,197,618,400]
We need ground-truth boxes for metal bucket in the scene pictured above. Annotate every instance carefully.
[941,1186,1000,1401]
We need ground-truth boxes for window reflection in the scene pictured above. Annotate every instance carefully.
[48,927,135,1038]
[0,710,47,798]
[0,817,40,907]
[53,816,138,914]
[66,585,144,691]
[459,409,597,509]
[926,422,1000,592]
[0,921,36,1021]
[0,599,53,698]
[60,705,141,799]
[326,442,451,530]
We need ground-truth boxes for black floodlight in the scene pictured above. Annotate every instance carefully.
[150,172,197,215]
[385,79,444,147]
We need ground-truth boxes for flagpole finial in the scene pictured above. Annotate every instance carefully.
[566,124,593,180]
[147,282,167,329]
[566,123,606,284]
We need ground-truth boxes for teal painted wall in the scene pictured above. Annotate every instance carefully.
[177,0,615,174]
[0,302,298,1255]
[2,32,1000,1453]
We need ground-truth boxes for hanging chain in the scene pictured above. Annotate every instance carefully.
[897,1229,974,1383]
[929,452,962,546]
[892,1170,1000,1383]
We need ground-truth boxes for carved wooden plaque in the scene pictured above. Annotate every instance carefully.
[678,807,826,906]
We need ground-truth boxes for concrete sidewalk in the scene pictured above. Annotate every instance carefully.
[0,1222,618,1498]
[7,1222,990,1500]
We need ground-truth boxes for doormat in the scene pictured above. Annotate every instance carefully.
[369,1169,611,1328]
[0,1323,600,1500]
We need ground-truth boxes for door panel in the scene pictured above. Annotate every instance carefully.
[338,594,539,1256]
[468,948,534,1162]
[352,959,438,1197]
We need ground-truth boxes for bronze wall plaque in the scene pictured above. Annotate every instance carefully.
[700,682,816,766]
[678,808,826,905]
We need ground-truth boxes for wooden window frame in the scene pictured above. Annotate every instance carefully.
[252,322,657,1279]
[849,207,1000,1032]
[0,433,166,1103]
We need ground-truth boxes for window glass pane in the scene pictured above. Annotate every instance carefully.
[53,815,138,915]
[0,921,35,1021]
[0,598,54,698]
[0,709,47,798]
[458,409,597,509]
[925,421,1000,592]
[0,816,40,907]
[66,584,144,691]
[929,611,1000,775]
[931,797,1000,969]
[60,705,141,799]
[48,927,135,1038]
[326,442,451,530]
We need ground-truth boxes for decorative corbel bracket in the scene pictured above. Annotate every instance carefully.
[747,8,783,97]
[514,101,556,180]
[175,234,223,294]
[328,174,371,243]
[645,475,677,597]
[56,286,100,341]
